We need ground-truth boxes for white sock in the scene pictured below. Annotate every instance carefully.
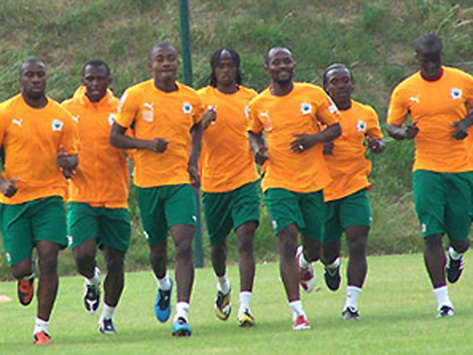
[156,274,172,291]
[101,302,116,320]
[239,291,252,314]
[217,274,231,295]
[298,250,310,268]
[289,300,306,321]
[434,286,453,310]
[174,302,190,322]
[344,286,362,309]
[327,257,340,270]
[33,317,49,335]
[448,246,463,261]
[85,266,100,287]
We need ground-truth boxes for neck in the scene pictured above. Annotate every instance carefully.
[22,92,47,108]
[420,67,443,82]
[270,81,293,96]
[85,92,106,103]
[154,78,178,93]
[216,83,238,94]
[334,98,351,110]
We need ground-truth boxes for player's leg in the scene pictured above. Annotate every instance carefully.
[321,199,342,292]
[232,181,260,326]
[444,172,473,285]
[297,190,324,294]
[97,207,130,334]
[68,202,101,315]
[264,188,309,330]
[413,171,453,317]
[166,184,198,336]
[202,190,233,321]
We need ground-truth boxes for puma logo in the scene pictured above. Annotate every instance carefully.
[12,118,22,127]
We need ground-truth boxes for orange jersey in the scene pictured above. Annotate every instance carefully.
[198,85,259,192]
[323,100,383,201]
[0,94,79,204]
[115,80,203,188]
[248,83,339,193]
[387,66,473,172]
[62,86,129,208]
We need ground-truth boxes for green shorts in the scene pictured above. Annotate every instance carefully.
[202,181,260,245]
[67,202,131,252]
[323,188,371,243]
[136,184,198,244]
[1,196,67,266]
[413,170,473,241]
[263,188,325,240]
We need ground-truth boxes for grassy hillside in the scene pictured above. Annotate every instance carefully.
[0,0,472,277]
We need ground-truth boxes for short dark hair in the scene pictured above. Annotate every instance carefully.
[414,34,443,54]
[264,47,292,65]
[209,48,242,87]
[19,57,45,76]
[149,43,178,60]
[81,59,110,77]
[322,63,353,91]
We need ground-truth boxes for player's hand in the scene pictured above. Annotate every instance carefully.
[323,142,334,155]
[451,120,469,140]
[367,137,385,153]
[57,145,76,179]
[201,107,217,129]
[147,138,168,153]
[290,133,316,153]
[187,164,200,188]
[0,177,19,197]
[254,144,268,165]
[404,122,419,140]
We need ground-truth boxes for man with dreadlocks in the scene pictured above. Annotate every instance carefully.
[319,63,384,320]
[197,48,260,327]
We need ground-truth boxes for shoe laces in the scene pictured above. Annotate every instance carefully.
[158,288,171,309]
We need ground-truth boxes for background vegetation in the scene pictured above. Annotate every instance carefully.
[0,0,472,278]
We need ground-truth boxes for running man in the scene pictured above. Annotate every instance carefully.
[0,58,78,344]
[110,43,203,336]
[319,63,385,319]
[386,34,473,317]
[62,60,131,334]
[198,48,260,327]
[248,47,341,330]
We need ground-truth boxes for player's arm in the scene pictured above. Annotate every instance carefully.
[248,131,268,165]
[290,123,341,154]
[451,111,473,140]
[365,108,386,153]
[0,175,19,197]
[385,122,418,140]
[56,145,78,179]
[110,122,168,153]
[188,121,203,187]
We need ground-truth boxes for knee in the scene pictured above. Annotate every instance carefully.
[424,234,443,250]
[211,243,225,256]
[237,235,254,255]
[236,221,257,238]
[347,234,367,257]
[38,255,58,276]
[74,249,95,267]
[175,237,193,260]
[11,260,32,279]
[279,228,298,260]
[106,255,124,276]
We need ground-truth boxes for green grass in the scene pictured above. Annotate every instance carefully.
[1,253,473,354]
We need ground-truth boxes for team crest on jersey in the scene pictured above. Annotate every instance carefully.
[182,102,192,114]
[52,119,64,131]
[451,88,462,100]
[108,114,115,125]
[357,120,367,132]
[142,102,154,122]
[300,102,312,115]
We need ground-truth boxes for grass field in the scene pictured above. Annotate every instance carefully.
[1,253,472,354]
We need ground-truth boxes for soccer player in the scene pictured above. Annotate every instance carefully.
[386,34,473,317]
[0,58,78,344]
[319,63,385,319]
[198,48,260,327]
[62,60,131,334]
[110,43,203,336]
[247,47,341,330]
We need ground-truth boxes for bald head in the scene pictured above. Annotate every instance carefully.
[265,47,292,65]
[19,58,45,77]
[414,34,443,55]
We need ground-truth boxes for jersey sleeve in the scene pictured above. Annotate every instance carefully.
[0,106,9,148]
[365,106,384,139]
[386,84,408,125]
[115,89,138,128]
[462,71,473,108]
[61,112,79,155]
[247,101,264,134]
[314,89,340,126]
